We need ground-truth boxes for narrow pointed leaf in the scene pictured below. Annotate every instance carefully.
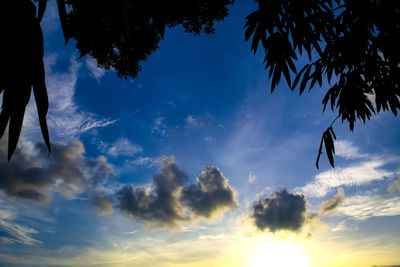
[324,131,335,167]
[57,0,70,44]
[37,0,48,22]
[33,63,51,154]
[292,64,309,90]
[8,86,32,161]
[315,134,324,169]
[0,90,14,139]
[299,65,312,95]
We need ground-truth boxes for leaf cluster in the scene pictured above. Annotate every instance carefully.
[244,0,400,167]
[64,0,234,78]
[0,0,233,160]
[0,0,50,160]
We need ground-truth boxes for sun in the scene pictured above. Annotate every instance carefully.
[249,240,309,267]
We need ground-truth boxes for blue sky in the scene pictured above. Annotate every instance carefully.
[0,1,399,267]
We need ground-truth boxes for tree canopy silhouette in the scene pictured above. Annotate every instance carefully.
[0,0,399,167]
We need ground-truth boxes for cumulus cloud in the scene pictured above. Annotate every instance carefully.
[117,156,237,228]
[181,167,238,218]
[0,139,114,203]
[118,156,187,227]
[321,187,345,214]
[250,189,307,232]
[104,138,143,157]
[92,196,114,216]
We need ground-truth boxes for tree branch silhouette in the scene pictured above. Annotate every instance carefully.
[0,0,399,168]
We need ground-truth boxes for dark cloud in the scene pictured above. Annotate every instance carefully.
[250,189,306,232]
[181,167,238,218]
[117,156,187,227]
[0,139,114,203]
[117,156,238,228]
[92,195,114,216]
[321,187,345,214]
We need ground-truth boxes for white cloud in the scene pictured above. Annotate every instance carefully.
[248,172,256,184]
[335,140,368,159]
[387,177,400,194]
[331,220,346,232]
[338,194,400,220]
[85,57,105,81]
[0,200,41,246]
[23,54,116,142]
[106,138,143,157]
[151,117,167,135]
[124,157,158,168]
[185,115,202,128]
[299,159,395,198]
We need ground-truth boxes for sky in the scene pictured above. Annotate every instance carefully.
[1,1,400,267]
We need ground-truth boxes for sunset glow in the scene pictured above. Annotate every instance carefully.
[1,1,399,267]
[249,241,309,267]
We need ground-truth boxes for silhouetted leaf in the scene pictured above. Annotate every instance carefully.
[0,90,14,139]
[315,134,324,169]
[33,62,51,154]
[292,64,309,90]
[57,0,70,43]
[37,0,47,22]
[8,85,32,161]
[322,130,335,168]
[299,65,312,95]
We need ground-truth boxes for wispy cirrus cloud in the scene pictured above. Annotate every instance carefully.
[124,156,159,169]
[101,138,143,157]
[335,140,369,159]
[299,158,395,198]
[248,172,256,184]
[151,117,167,136]
[298,140,399,198]
[0,200,41,245]
[85,56,106,81]
[23,54,116,142]
[338,194,400,220]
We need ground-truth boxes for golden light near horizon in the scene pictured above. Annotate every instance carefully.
[249,240,309,267]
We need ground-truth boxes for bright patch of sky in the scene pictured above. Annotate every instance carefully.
[1,1,399,267]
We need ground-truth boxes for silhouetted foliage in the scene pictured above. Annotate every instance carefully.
[0,0,399,168]
[245,0,400,168]
[65,0,233,78]
[0,0,233,160]
[0,0,50,160]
